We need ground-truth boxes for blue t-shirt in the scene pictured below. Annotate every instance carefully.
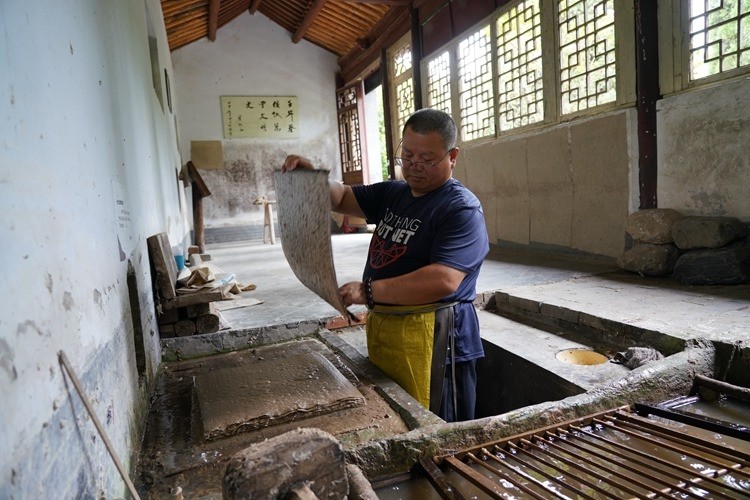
[352,178,489,362]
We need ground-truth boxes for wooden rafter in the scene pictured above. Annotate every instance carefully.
[248,0,262,14]
[208,0,220,41]
[342,0,410,4]
[161,0,407,68]
[292,0,328,44]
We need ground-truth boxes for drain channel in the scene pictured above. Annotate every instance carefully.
[419,406,749,499]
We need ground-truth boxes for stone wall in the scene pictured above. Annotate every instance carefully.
[618,209,750,284]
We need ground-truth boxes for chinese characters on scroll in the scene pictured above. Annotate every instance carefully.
[221,96,299,139]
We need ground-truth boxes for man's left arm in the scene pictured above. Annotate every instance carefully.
[338,206,487,307]
[338,263,464,307]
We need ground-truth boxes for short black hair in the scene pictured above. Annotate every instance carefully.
[403,108,457,151]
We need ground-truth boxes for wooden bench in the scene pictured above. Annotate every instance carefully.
[147,232,230,337]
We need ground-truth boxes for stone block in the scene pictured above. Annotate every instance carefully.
[671,216,749,250]
[625,209,683,244]
[541,303,580,324]
[673,241,750,285]
[508,296,541,313]
[222,428,348,499]
[617,243,680,276]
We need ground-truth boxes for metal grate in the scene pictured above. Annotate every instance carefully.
[420,406,749,498]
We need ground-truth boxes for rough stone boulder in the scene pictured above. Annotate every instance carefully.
[671,216,749,250]
[617,243,680,276]
[626,208,684,244]
[672,241,750,285]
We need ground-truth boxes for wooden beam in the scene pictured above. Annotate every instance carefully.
[248,0,262,14]
[208,0,220,41]
[293,0,328,44]
[338,6,410,84]
[342,0,410,4]
[162,0,205,18]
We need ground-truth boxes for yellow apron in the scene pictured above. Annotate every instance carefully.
[366,303,454,411]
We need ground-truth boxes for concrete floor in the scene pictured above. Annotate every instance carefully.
[201,233,749,346]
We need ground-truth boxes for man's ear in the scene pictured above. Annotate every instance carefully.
[450,147,460,166]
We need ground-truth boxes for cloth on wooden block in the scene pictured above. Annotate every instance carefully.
[611,346,664,369]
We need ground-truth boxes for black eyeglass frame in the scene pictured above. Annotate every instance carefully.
[393,147,456,170]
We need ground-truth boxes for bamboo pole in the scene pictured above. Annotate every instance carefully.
[58,351,141,500]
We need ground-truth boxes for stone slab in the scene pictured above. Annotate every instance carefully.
[193,350,365,441]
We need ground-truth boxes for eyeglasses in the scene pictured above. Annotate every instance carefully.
[393,148,454,170]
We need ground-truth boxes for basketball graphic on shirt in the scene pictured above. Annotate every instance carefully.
[369,235,407,268]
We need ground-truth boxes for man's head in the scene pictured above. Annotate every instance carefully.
[398,108,460,196]
[403,108,457,151]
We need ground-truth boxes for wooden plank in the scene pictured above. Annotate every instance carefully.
[187,161,212,196]
[185,303,211,318]
[147,233,178,300]
[162,287,230,310]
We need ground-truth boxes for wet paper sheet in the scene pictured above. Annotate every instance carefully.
[193,351,365,441]
[273,169,349,317]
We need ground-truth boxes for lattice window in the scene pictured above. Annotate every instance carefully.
[689,0,750,80]
[336,85,362,178]
[426,51,452,115]
[496,0,544,131]
[458,25,495,141]
[392,43,414,136]
[558,0,617,115]
[395,79,414,137]
[393,43,412,78]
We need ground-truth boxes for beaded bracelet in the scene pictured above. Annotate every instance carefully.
[364,277,375,309]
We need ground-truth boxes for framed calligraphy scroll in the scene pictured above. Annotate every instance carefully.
[220,96,299,139]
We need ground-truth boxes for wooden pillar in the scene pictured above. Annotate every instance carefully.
[410,5,423,111]
[192,190,205,253]
[635,0,660,209]
[381,48,395,180]
[187,161,211,253]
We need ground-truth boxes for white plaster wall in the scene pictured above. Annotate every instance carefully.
[657,77,750,220]
[0,0,182,496]
[172,12,341,230]
[457,110,636,258]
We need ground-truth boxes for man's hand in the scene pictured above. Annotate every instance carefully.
[338,281,365,307]
[281,155,315,172]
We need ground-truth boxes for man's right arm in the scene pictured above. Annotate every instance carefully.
[281,155,366,219]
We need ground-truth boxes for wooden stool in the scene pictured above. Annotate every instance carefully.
[263,202,276,244]
[253,197,277,244]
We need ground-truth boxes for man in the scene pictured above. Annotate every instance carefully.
[282,108,489,421]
